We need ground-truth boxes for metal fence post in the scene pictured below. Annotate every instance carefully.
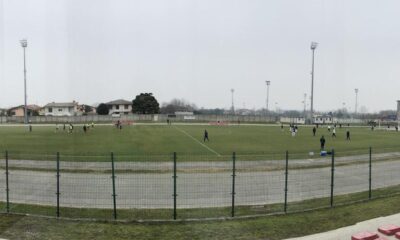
[111,152,117,220]
[5,151,9,213]
[284,151,289,213]
[231,152,236,217]
[56,152,60,217]
[330,149,335,207]
[173,152,177,220]
[369,147,372,200]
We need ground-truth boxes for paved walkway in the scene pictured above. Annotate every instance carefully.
[286,213,400,240]
[1,152,400,172]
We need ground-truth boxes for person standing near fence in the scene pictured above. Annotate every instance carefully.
[320,135,326,150]
[312,126,316,136]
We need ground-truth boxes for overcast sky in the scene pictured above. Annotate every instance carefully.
[1,0,399,112]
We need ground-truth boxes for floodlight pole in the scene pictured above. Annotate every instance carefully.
[303,93,307,116]
[231,89,235,114]
[310,42,318,123]
[20,39,28,124]
[266,81,271,115]
[354,88,359,115]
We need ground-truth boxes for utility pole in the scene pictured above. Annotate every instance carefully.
[355,88,359,115]
[231,89,235,114]
[265,81,271,115]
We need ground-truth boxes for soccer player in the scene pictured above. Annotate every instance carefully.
[332,128,336,138]
[204,130,209,142]
[320,135,326,150]
[312,126,316,136]
[346,130,350,141]
[29,125,32,132]
[83,125,87,133]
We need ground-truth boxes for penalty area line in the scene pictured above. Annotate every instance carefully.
[174,126,221,157]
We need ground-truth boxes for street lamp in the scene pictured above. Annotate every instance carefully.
[20,39,28,124]
[265,81,271,114]
[310,41,318,121]
[355,88,359,115]
[231,88,235,114]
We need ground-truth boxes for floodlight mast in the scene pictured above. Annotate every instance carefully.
[20,39,28,124]
[231,88,235,114]
[355,88,359,115]
[265,81,271,115]
[310,41,318,123]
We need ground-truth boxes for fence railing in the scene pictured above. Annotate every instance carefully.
[0,114,278,124]
[1,148,400,221]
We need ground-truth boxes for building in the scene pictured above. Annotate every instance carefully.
[313,115,336,124]
[105,99,132,115]
[280,117,306,124]
[8,105,41,117]
[0,108,7,116]
[43,101,81,116]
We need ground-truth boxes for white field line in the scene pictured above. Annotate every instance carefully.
[174,126,221,157]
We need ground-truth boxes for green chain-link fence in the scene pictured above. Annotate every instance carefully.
[2,148,400,221]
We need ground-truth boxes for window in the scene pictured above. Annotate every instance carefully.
[58,108,63,112]
[124,105,128,110]
[48,107,52,113]
[116,105,120,110]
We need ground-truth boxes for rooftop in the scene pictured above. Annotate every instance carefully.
[44,102,77,107]
[105,99,131,105]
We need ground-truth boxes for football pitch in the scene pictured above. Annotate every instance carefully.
[0,124,400,161]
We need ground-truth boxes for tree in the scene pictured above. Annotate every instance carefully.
[132,93,160,114]
[96,103,109,115]
[160,99,197,114]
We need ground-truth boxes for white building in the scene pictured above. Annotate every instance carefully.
[280,117,306,124]
[43,102,81,116]
[105,99,132,115]
[313,115,336,124]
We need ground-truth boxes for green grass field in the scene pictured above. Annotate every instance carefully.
[1,124,400,161]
